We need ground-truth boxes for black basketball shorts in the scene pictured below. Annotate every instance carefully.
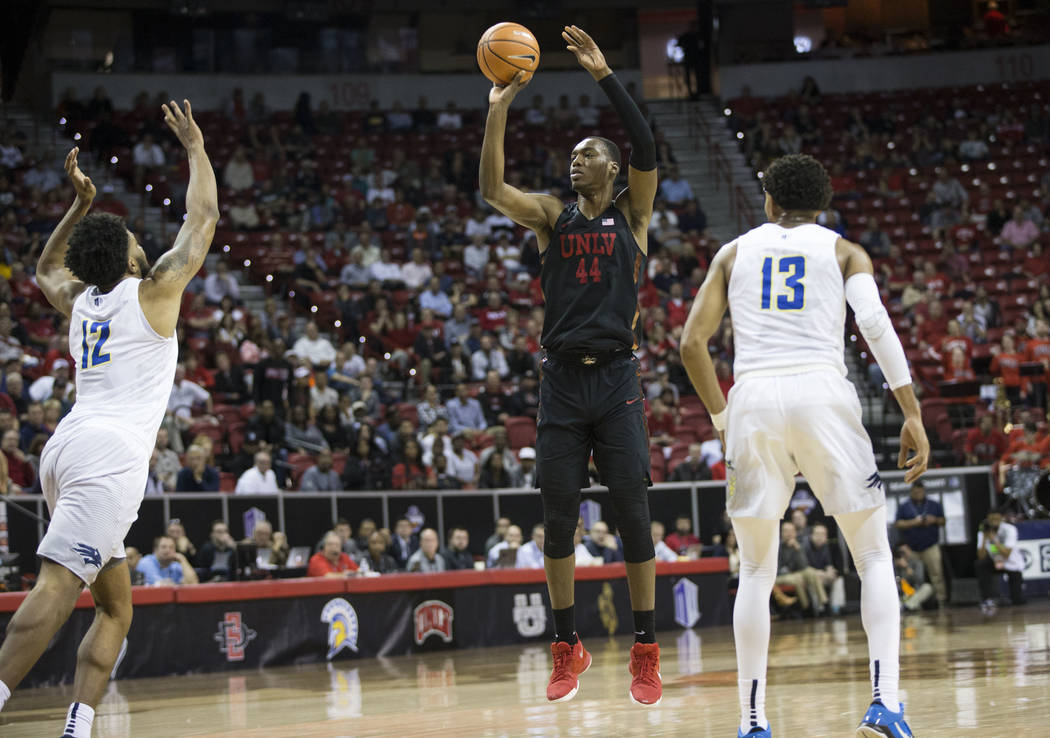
[535,354,652,497]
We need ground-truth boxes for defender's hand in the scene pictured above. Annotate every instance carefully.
[65,147,95,203]
[489,72,530,108]
[562,25,610,79]
[162,99,205,150]
[898,416,929,484]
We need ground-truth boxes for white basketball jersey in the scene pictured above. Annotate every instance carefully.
[55,278,178,455]
[728,222,847,378]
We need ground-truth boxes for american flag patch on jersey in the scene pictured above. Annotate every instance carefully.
[602,218,614,226]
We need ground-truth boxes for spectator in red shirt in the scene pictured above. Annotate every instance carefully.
[307,531,360,578]
[999,424,1047,484]
[944,347,975,383]
[385,188,415,227]
[1024,319,1050,407]
[1023,243,1047,278]
[184,353,215,388]
[391,437,428,490]
[984,1,1008,38]
[918,300,949,346]
[939,321,973,370]
[647,397,678,447]
[1,429,34,491]
[922,261,950,296]
[478,291,508,333]
[1024,317,1050,380]
[990,334,1028,405]
[965,415,1006,465]
[664,515,701,556]
[664,282,689,329]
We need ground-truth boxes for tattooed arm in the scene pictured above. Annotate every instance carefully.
[140,99,219,337]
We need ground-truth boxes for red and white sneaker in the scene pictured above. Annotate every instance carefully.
[628,642,662,706]
[546,639,592,702]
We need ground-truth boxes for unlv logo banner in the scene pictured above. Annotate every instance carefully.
[413,600,454,645]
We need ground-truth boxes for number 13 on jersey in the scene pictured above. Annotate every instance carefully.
[760,255,805,310]
[80,319,112,369]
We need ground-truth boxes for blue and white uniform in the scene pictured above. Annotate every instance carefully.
[723,223,882,519]
[38,277,178,583]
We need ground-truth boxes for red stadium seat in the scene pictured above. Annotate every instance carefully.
[505,416,536,450]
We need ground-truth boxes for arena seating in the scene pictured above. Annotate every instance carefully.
[727,80,1050,466]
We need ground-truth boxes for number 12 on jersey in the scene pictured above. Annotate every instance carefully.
[760,255,805,310]
[80,319,112,369]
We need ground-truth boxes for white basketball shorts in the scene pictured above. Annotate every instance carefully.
[37,426,149,585]
[724,368,885,520]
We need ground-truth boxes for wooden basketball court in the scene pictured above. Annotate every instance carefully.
[2,605,1046,737]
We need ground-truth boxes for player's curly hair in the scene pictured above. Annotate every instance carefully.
[762,154,833,212]
[65,213,129,288]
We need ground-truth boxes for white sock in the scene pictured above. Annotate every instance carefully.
[0,679,10,711]
[730,517,779,733]
[737,678,768,733]
[836,507,901,713]
[62,702,95,738]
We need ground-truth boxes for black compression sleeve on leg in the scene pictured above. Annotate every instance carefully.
[597,73,656,171]
[610,482,656,563]
[542,490,581,559]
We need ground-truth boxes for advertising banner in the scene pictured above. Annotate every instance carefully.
[0,565,727,687]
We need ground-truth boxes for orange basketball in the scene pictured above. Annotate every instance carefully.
[477,22,540,86]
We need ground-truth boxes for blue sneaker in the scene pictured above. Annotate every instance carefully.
[737,726,771,738]
[857,701,913,738]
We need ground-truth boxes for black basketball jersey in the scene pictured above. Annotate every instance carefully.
[540,202,645,353]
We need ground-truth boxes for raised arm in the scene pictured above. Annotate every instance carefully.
[479,73,563,250]
[839,237,929,483]
[563,26,657,236]
[36,148,92,317]
[140,99,219,338]
[680,242,735,444]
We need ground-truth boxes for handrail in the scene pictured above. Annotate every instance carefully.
[5,466,991,551]
[685,99,761,233]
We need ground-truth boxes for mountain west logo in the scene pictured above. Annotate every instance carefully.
[413,600,453,645]
[865,472,883,490]
[72,542,102,568]
[214,612,256,662]
[513,593,547,637]
[725,459,736,499]
[673,578,701,629]
[598,582,618,635]
[322,598,359,659]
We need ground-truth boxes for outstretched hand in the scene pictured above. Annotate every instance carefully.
[562,25,610,79]
[64,147,95,203]
[898,416,930,484]
[162,99,205,150]
[489,71,530,108]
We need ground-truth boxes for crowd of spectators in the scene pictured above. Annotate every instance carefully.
[118,509,726,586]
[1,83,718,497]
[1,76,1044,616]
[727,76,1050,476]
[727,2,1043,66]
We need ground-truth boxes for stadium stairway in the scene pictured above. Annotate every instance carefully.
[647,98,761,242]
[3,101,173,247]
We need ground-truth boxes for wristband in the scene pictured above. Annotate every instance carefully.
[710,408,726,432]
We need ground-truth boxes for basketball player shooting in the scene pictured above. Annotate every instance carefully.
[480,25,662,706]
[0,100,216,738]
[679,154,929,738]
